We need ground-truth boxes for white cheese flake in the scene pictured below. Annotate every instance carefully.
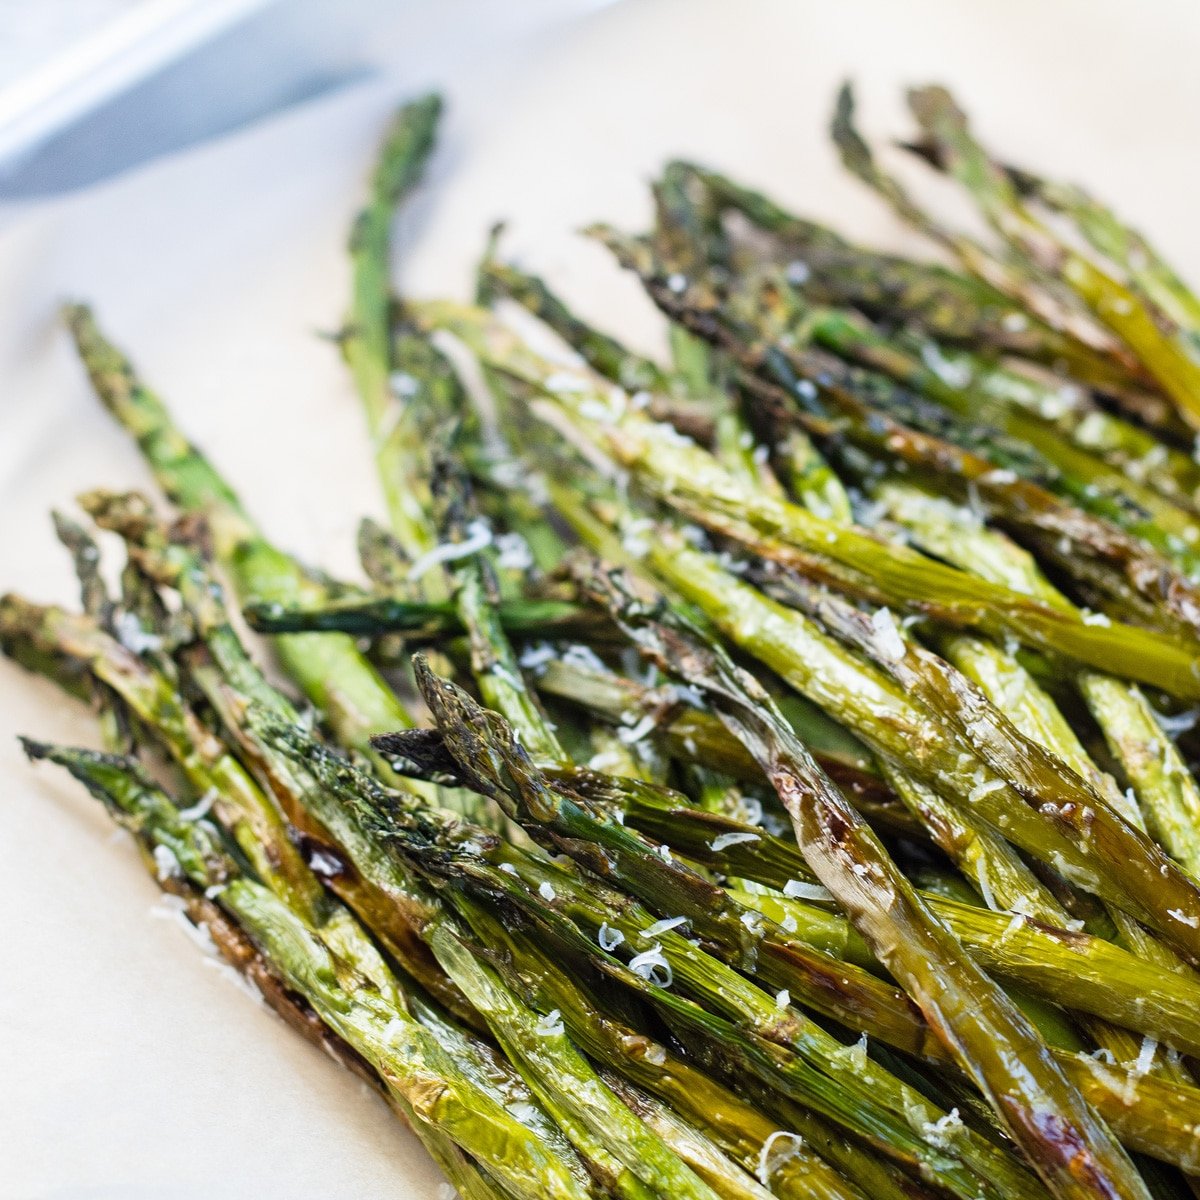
[114,610,163,655]
[757,1131,804,1186]
[495,531,534,571]
[617,714,659,744]
[152,844,182,881]
[968,777,1005,803]
[643,916,687,938]
[518,642,556,672]
[598,923,624,952]
[783,880,833,901]
[868,607,907,663]
[740,911,764,936]
[562,643,608,674]
[390,371,419,398]
[922,1108,964,1149]
[177,788,217,822]
[628,943,673,987]
[710,831,761,852]
[534,1009,564,1037]
[643,1041,667,1065]
[407,519,492,581]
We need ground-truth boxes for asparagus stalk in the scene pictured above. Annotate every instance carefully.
[243,593,588,638]
[828,84,1139,383]
[679,158,1172,422]
[283,705,1200,1174]
[447,319,1200,945]
[756,565,1200,962]
[259,703,950,1195]
[573,574,1152,1200]
[480,246,851,524]
[343,95,447,575]
[587,221,1200,648]
[876,479,1200,880]
[62,304,421,766]
[995,159,1200,332]
[26,741,591,1200]
[460,896,886,1200]
[423,916,725,1200]
[428,433,565,764]
[754,292,1200,566]
[905,85,1200,432]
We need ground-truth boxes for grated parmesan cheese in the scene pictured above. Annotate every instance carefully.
[757,1131,804,1186]
[598,923,624,952]
[628,943,673,988]
[643,916,687,938]
[710,831,761,852]
[534,1009,564,1037]
[407,519,492,581]
[868,607,906,663]
[783,880,833,901]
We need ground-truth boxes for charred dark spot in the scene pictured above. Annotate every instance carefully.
[1002,1098,1121,1200]
[552,834,616,877]
[297,833,351,882]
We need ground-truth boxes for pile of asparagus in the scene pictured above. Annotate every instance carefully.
[10,84,1200,1200]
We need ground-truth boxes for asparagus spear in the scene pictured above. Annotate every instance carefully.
[905,85,1200,432]
[343,95,447,575]
[259,703,955,1195]
[592,225,1200,645]
[243,593,588,638]
[875,479,1200,880]
[754,566,1200,960]
[459,896,887,1200]
[573,571,1152,1200]
[749,290,1200,566]
[272,703,1200,1174]
[993,159,1200,333]
[541,763,1200,1060]
[677,161,1092,361]
[828,84,1140,384]
[679,158,1175,425]
[25,741,591,1200]
[427,421,565,764]
[62,304,424,771]
[418,296,1200,686]
[479,249,850,522]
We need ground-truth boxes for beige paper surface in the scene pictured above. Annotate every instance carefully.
[4,0,1200,1194]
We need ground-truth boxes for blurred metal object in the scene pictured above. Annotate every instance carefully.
[0,0,621,200]
[0,0,276,171]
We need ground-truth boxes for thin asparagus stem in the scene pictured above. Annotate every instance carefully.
[586,221,1200,649]
[26,741,592,1200]
[343,95,447,578]
[876,479,1200,880]
[62,304,422,764]
[571,573,1151,1200]
[905,85,1200,432]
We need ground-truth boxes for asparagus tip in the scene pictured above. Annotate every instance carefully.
[18,735,51,762]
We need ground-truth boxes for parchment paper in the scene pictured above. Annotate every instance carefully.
[4,0,1200,1195]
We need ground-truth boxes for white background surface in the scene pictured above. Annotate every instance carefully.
[3,0,1200,1195]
